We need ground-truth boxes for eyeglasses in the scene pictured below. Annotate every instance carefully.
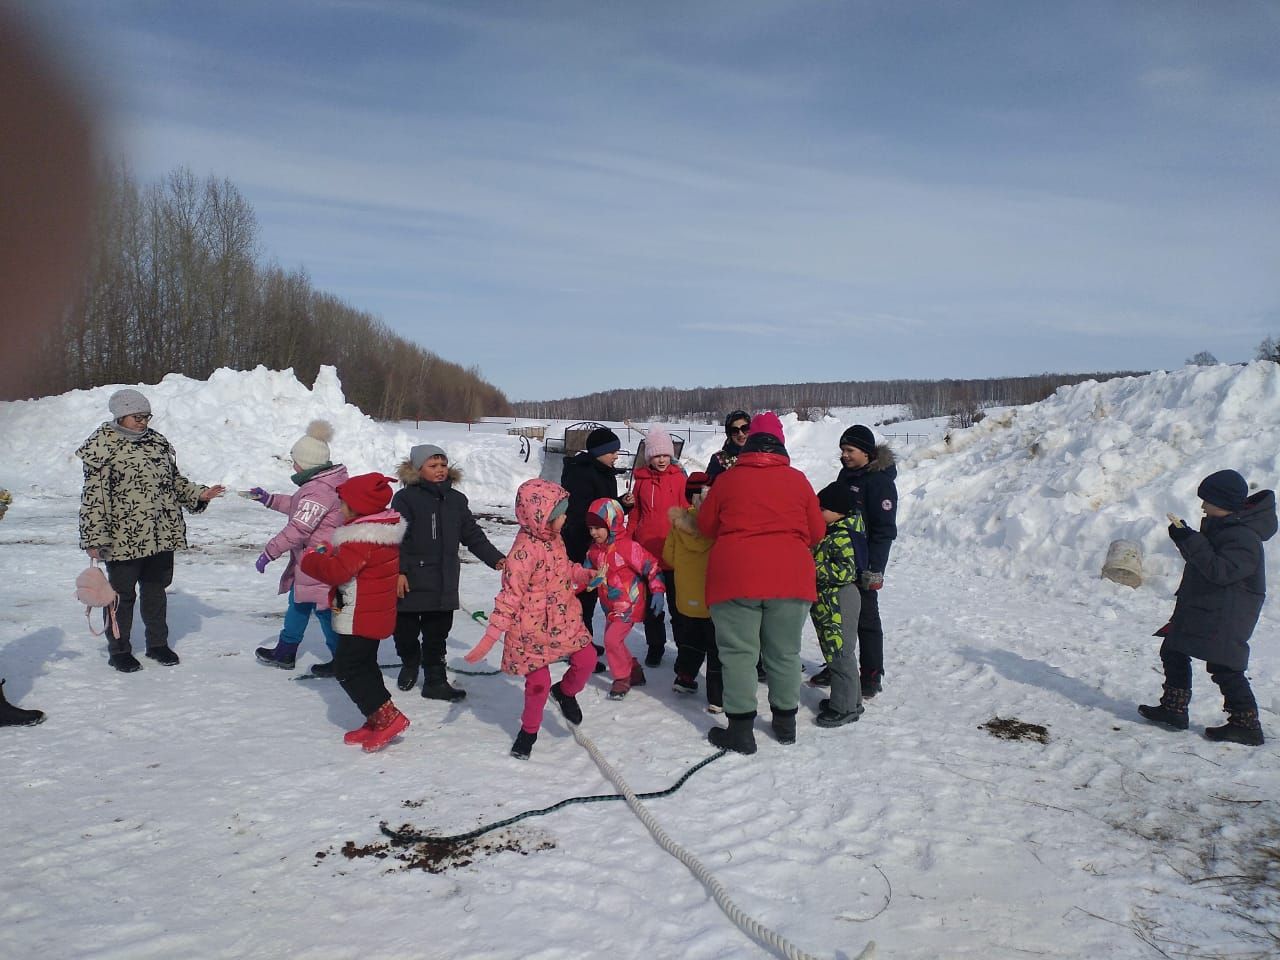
[729,425,750,435]
[129,413,153,423]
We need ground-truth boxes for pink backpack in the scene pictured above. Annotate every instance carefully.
[75,560,119,639]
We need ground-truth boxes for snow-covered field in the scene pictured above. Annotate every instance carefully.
[3,365,1278,959]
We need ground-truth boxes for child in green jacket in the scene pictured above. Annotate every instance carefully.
[809,482,868,727]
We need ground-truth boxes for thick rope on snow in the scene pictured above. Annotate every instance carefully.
[569,723,878,960]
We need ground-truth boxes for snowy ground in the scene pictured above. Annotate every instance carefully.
[3,366,1279,959]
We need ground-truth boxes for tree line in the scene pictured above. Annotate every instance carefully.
[512,371,1146,424]
[7,164,510,421]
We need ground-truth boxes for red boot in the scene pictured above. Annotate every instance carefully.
[343,718,376,746]
[360,701,409,753]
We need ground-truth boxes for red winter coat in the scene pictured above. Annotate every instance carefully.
[627,463,688,569]
[299,509,406,639]
[696,451,825,607]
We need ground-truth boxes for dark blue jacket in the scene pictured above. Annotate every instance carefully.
[1165,489,1276,671]
[837,445,898,574]
[560,451,628,564]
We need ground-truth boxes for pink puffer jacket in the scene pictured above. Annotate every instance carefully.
[586,497,665,624]
[487,478,594,676]
[263,465,349,607]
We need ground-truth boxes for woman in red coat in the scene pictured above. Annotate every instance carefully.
[697,413,825,755]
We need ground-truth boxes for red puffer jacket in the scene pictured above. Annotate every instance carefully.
[696,451,825,607]
[299,509,406,639]
[627,463,688,569]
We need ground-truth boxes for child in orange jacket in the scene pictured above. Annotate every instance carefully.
[299,473,408,752]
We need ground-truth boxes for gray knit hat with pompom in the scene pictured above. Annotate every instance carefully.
[290,420,334,470]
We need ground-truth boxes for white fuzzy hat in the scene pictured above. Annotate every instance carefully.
[290,420,334,470]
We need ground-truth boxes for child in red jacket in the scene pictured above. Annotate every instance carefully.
[627,425,689,668]
[300,473,409,752]
[585,497,666,699]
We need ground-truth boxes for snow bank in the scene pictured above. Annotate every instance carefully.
[901,361,1280,588]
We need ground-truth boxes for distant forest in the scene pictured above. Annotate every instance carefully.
[8,164,510,421]
[512,372,1146,424]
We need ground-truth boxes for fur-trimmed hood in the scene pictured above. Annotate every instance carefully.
[396,460,463,487]
[869,444,896,472]
[330,510,407,546]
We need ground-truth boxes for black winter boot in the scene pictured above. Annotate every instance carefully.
[396,660,419,691]
[108,652,142,673]
[0,680,45,726]
[1138,686,1190,731]
[708,711,757,755]
[770,706,798,745]
[145,645,180,666]
[1205,711,1265,746]
[551,681,582,725]
[510,729,537,759]
[422,662,466,701]
[254,641,298,670]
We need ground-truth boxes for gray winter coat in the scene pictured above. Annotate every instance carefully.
[1165,490,1277,671]
[391,461,504,613]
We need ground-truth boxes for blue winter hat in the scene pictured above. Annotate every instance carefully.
[1197,470,1248,512]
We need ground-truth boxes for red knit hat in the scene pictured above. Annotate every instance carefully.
[748,411,785,444]
[685,471,710,498]
[337,473,395,516]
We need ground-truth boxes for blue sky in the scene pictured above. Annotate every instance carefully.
[26,0,1280,400]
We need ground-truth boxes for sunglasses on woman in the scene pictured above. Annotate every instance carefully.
[729,424,750,435]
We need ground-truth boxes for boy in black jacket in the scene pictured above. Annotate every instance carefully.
[837,425,897,698]
[1139,470,1276,746]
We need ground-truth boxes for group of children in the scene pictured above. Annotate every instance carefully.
[242,419,1273,757]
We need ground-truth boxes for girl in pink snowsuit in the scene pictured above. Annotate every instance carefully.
[464,478,598,759]
[584,497,666,700]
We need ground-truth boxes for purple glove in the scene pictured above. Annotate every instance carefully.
[249,487,270,505]
[255,551,272,574]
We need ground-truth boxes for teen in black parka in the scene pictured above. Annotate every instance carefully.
[392,447,504,699]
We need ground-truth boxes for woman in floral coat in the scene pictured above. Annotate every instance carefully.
[77,389,224,672]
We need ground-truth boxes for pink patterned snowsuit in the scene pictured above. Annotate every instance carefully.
[485,478,597,734]
[585,497,666,681]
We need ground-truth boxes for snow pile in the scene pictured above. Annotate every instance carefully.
[0,365,535,507]
[901,361,1280,587]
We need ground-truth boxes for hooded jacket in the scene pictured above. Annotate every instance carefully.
[627,462,689,568]
[585,497,666,624]
[76,423,210,561]
[560,450,629,564]
[391,461,504,612]
[262,464,349,607]
[486,478,594,675]
[663,505,713,619]
[300,509,407,639]
[696,443,826,607]
[1164,489,1277,670]
[837,443,898,574]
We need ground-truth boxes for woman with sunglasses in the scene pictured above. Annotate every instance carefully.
[705,409,751,486]
[76,389,225,672]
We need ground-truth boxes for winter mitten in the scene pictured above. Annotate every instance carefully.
[859,570,884,591]
[464,625,503,663]
[1167,522,1193,544]
[649,592,666,616]
[247,487,270,505]
[255,551,272,574]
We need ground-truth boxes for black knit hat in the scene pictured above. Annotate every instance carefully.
[585,427,621,457]
[839,424,876,456]
[1197,469,1248,512]
[817,481,855,517]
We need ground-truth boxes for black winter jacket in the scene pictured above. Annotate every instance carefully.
[560,451,628,563]
[837,444,898,574]
[391,463,504,612]
[1165,489,1276,671]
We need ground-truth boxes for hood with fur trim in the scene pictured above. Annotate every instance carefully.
[329,509,407,546]
[396,460,463,487]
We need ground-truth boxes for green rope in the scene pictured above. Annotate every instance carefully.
[380,749,726,846]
